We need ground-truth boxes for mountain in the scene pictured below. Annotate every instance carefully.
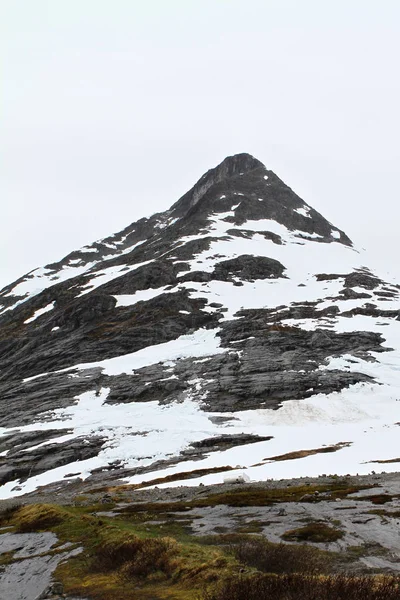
[1,153,399,500]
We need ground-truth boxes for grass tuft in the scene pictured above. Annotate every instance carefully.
[0,501,23,525]
[201,574,400,600]
[14,504,68,532]
[92,533,178,579]
[201,573,400,600]
[230,536,331,575]
[361,494,393,505]
[281,523,344,543]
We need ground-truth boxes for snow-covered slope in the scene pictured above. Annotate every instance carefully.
[0,153,399,499]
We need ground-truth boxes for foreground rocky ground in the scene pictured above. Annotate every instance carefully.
[1,471,400,599]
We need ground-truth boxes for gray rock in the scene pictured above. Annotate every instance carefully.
[0,152,395,492]
[0,531,82,600]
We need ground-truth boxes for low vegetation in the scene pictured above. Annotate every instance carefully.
[369,509,400,518]
[105,466,235,492]
[1,483,397,600]
[201,573,400,600]
[3,502,237,599]
[229,536,331,574]
[357,494,394,505]
[14,503,68,532]
[0,500,22,525]
[282,523,344,543]
[118,480,372,516]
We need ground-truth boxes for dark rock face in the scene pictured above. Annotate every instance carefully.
[0,152,397,494]
[344,272,381,290]
[170,153,265,217]
[57,293,117,329]
[0,434,105,485]
[213,255,286,281]
[188,433,273,450]
[227,228,283,244]
[0,291,219,382]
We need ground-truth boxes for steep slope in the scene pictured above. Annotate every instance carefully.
[0,153,399,499]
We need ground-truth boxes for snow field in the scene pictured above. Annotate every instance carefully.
[2,202,400,497]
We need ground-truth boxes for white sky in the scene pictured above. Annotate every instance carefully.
[1,0,400,290]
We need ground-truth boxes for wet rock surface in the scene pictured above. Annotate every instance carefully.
[0,531,82,600]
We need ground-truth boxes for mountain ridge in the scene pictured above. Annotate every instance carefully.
[0,153,399,500]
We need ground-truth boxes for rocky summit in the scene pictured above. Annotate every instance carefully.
[1,152,400,500]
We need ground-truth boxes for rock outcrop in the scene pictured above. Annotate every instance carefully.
[0,153,399,498]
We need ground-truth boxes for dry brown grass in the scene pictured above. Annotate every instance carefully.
[230,537,331,575]
[14,504,68,532]
[0,501,23,525]
[201,573,400,600]
[92,533,178,579]
[253,442,351,465]
[358,494,394,505]
[368,457,400,464]
[281,523,344,543]
[105,466,235,493]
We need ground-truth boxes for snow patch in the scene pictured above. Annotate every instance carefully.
[78,260,154,296]
[294,206,312,218]
[113,287,169,307]
[24,302,55,324]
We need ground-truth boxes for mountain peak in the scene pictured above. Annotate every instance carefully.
[169,153,351,247]
[209,152,265,176]
[170,153,265,218]
[2,154,399,501]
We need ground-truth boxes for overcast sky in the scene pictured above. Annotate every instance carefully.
[2,0,400,290]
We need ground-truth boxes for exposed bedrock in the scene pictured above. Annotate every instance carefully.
[104,319,383,412]
[178,255,286,283]
[212,254,286,281]
[0,435,105,486]
[0,371,102,428]
[0,290,220,382]
[0,153,397,494]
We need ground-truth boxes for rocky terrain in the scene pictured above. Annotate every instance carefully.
[1,152,400,597]
[1,152,400,498]
[2,471,400,599]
